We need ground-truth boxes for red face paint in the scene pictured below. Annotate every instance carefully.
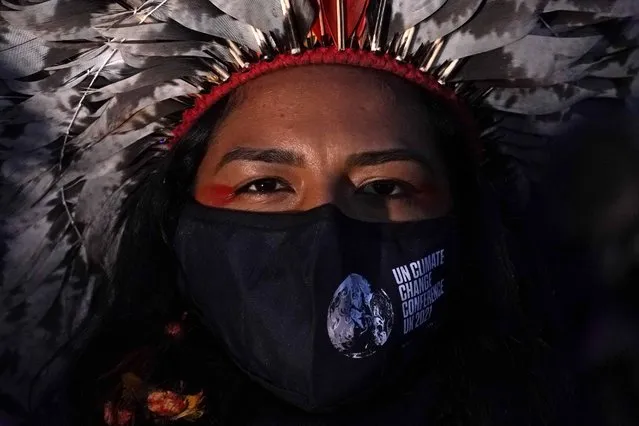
[196,184,236,207]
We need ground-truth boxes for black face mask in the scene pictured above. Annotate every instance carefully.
[174,202,459,412]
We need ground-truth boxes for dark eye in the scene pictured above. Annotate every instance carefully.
[237,178,292,194]
[357,180,413,197]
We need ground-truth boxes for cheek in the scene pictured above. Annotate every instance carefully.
[195,184,236,207]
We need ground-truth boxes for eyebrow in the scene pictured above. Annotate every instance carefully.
[345,149,433,172]
[217,147,305,171]
[216,147,432,172]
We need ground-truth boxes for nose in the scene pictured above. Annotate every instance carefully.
[297,175,389,221]
[297,175,352,211]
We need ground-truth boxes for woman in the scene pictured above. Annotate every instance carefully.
[0,0,636,425]
[70,65,550,425]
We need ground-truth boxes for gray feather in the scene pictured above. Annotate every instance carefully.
[66,105,183,182]
[95,21,199,41]
[209,0,316,37]
[538,11,615,33]
[0,26,80,78]
[1,89,88,127]
[498,107,594,137]
[111,40,232,62]
[6,47,118,94]
[440,0,549,61]
[543,0,639,17]
[1,203,75,295]
[456,34,601,83]
[387,0,448,35]
[167,0,260,50]
[485,84,598,114]
[412,0,483,46]
[0,0,102,41]
[71,80,197,151]
[90,59,207,101]
[587,48,639,78]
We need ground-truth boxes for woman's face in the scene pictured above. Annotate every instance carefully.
[194,65,452,222]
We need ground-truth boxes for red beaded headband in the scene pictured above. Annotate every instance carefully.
[169,48,479,148]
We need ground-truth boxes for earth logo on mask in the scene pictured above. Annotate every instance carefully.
[327,274,394,358]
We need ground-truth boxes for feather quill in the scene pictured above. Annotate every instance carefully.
[311,0,370,42]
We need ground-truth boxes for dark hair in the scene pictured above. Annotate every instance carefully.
[67,83,559,425]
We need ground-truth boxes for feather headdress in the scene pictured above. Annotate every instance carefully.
[1,0,637,414]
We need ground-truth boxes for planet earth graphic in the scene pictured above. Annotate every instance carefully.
[326,273,394,358]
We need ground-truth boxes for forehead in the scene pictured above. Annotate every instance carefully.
[212,65,436,152]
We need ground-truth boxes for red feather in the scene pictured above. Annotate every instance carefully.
[311,0,369,43]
